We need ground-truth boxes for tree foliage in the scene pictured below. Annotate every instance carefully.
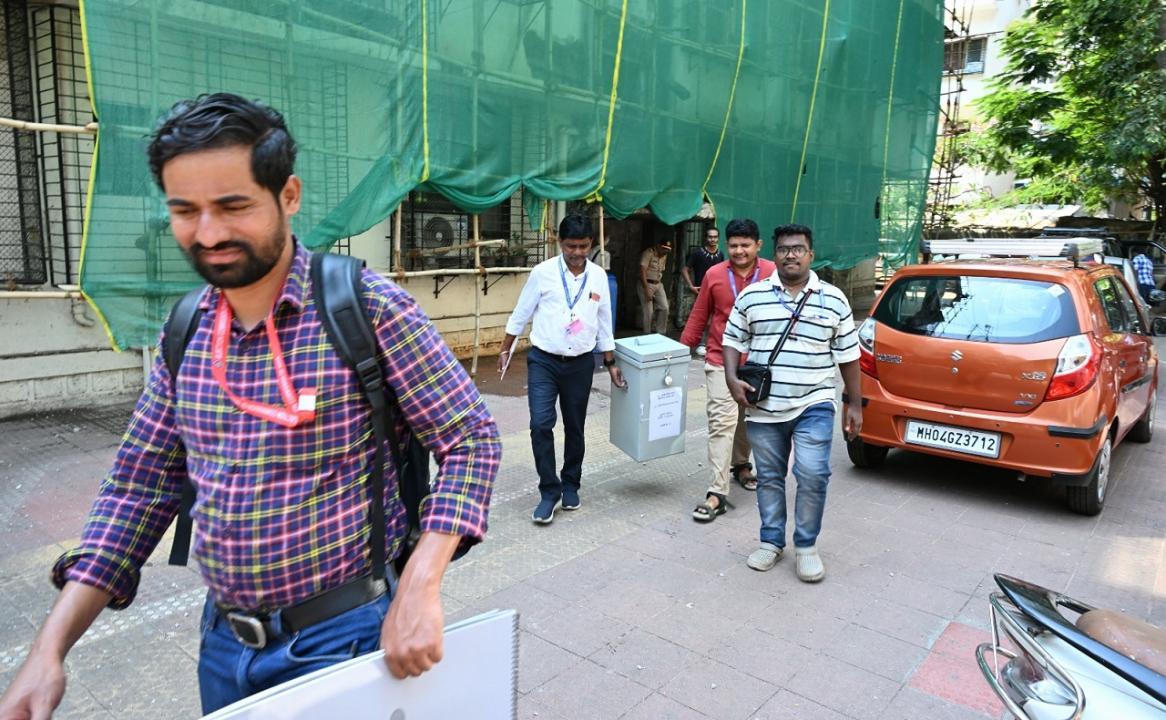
[968,0,1166,218]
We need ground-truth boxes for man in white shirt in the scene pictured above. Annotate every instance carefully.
[500,214,627,524]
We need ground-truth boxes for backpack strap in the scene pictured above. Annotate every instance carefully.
[163,287,206,568]
[310,252,394,582]
[163,287,206,386]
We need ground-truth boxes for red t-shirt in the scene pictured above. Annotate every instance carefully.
[680,258,777,367]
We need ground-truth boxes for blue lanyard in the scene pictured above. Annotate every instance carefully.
[559,258,588,312]
[728,265,761,299]
[773,283,823,315]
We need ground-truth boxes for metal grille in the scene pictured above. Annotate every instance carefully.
[31,4,91,286]
[394,188,547,271]
[0,0,47,286]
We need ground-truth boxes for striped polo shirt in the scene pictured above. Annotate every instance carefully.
[723,270,859,423]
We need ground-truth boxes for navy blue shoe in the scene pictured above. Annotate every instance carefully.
[532,497,561,524]
[562,488,581,510]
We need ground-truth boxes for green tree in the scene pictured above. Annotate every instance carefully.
[969,0,1166,219]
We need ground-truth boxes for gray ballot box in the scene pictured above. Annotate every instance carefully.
[610,334,689,461]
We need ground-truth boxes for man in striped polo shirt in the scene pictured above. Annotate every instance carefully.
[722,224,863,582]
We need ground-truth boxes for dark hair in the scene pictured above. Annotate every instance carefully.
[773,223,813,248]
[148,93,297,200]
[558,213,594,241]
[724,218,760,241]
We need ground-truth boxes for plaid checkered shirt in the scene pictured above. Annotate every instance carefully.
[1133,254,1155,286]
[53,243,500,611]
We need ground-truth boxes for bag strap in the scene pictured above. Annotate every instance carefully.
[764,289,814,366]
[163,287,206,387]
[310,252,395,582]
[163,287,206,567]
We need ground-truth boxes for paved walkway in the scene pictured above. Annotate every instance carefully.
[1,342,1163,719]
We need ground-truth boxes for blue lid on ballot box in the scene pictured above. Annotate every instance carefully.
[613,334,690,368]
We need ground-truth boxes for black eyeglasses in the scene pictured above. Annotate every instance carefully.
[776,245,809,258]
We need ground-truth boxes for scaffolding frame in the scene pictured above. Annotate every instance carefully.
[926,0,974,235]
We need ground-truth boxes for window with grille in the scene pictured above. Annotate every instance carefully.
[944,37,987,75]
[32,4,92,286]
[0,0,47,287]
[393,188,548,271]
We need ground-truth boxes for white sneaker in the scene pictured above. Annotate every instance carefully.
[696,344,707,357]
[795,545,825,583]
[746,542,782,571]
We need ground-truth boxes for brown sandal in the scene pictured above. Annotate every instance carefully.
[732,463,758,491]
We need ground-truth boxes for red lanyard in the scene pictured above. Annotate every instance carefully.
[211,298,316,427]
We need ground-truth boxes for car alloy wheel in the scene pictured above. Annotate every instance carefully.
[1094,436,1111,505]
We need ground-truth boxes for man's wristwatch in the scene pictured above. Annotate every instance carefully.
[603,357,616,368]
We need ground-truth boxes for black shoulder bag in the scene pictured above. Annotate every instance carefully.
[736,290,813,405]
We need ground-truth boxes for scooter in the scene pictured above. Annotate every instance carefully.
[977,574,1166,719]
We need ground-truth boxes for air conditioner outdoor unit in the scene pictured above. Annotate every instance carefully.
[418,212,466,269]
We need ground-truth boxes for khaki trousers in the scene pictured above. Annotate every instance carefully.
[704,363,751,497]
[637,281,669,334]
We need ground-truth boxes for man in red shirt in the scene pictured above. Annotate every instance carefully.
[680,218,776,521]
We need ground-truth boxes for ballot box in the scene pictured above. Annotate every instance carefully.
[610,334,689,461]
[203,610,517,719]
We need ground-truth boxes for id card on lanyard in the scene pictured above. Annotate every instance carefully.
[211,298,316,428]
[560,258,588,337]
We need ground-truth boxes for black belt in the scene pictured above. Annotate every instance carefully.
[217,574,388,649]
[534,346,589,363]
[646,279,660,284]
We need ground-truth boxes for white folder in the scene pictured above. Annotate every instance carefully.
[203,609,518,719]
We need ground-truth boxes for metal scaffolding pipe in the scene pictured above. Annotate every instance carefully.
[393,205,403,273]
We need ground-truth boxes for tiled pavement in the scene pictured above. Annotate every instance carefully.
[1,339,1163,719]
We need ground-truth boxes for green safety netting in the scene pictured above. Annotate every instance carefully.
[78,0,943,349]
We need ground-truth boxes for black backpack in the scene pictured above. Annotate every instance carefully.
[162,253,434,581]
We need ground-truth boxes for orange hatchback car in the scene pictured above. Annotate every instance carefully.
[847,246,1159,515]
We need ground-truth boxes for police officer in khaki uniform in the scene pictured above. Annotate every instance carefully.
[638,240,671,334]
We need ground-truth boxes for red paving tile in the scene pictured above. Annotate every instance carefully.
[909,622,1005,718]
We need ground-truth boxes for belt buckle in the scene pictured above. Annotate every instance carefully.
[226,611,268,649]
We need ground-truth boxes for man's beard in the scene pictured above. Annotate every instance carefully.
[778,263,808,284]
[184,225,287,289]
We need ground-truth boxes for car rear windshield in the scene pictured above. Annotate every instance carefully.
[875,275,1080,343]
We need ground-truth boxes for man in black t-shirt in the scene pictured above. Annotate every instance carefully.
[681,225,725,356]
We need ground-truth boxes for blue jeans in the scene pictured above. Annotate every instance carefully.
[527,346,595,501]
[198,592,391,714]
[746,402,835,549]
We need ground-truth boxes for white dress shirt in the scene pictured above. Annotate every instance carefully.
[505,256,615,356]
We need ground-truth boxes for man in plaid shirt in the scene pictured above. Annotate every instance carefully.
[1132,251,1157,302]
[0,94,501,717]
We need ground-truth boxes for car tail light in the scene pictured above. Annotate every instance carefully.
[1044,334,1100,401]
[858,318,877,378]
